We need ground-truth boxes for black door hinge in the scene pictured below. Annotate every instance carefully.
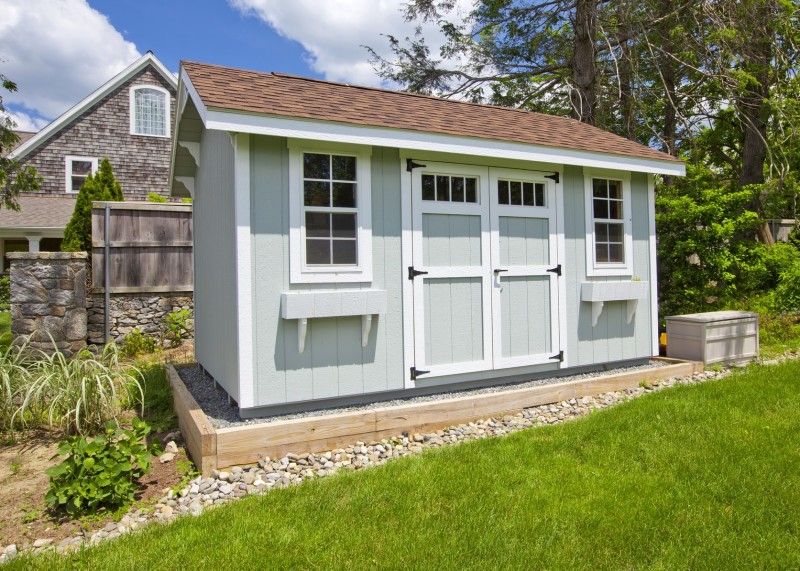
[547,264,562,276]
[545,172,560,184]
[406,159,427,172]
[408,266,429,280]
[410,367,430,380]
[549,350,564,362]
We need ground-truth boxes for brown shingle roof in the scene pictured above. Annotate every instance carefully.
[0,197,75,229]
[182,61,679,165]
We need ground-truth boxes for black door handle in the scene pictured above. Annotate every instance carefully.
[494,269,508,274]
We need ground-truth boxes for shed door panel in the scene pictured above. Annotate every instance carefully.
[410,163,493,377]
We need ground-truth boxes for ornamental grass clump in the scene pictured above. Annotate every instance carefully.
[0,342,31,433]
[15,340,144,435]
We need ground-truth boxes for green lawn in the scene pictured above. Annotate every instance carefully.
[13,361,800,570]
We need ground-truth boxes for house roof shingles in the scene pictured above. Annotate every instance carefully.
[182,61,679,165]
[0,197,75,229]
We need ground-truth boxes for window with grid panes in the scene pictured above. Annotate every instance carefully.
[497,179,545,207]
[303,152,359,265]
[421,174,478,203]
[592,178,625,263]
[131,86,168,137]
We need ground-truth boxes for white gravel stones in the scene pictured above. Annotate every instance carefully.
[0,366,737,562]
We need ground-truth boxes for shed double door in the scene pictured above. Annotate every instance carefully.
[409,161,561,379]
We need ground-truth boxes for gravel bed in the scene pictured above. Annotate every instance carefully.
[178,360,669,429]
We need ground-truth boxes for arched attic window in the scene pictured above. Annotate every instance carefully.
[129,85,170,137]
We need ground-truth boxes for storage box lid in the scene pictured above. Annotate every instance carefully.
[666,310,759,323]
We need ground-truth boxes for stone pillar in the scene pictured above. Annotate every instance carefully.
[9,252,89,357]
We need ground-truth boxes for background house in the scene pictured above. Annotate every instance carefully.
[3,52,176,268]
[172,61,685,417]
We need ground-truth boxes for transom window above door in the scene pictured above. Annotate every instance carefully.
[421,174,478,203]
[497,179,545,207]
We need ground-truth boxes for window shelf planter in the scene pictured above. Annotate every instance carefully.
[280,290,388,352]
[580,281,649,326]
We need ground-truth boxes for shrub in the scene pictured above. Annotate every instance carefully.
[62,157,124,252]
[163,309,192,347]
[122,328,157,357]
[45,418,161,516]
[147,192,167,203]
[773,260,800,314]
[0,275,9,310]
[15,341,143,435]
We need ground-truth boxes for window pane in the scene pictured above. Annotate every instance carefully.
[465,178,477,203]
[593,178,607,198]
[72,161,92,176]
[134,88,166,136]
[595,222,608,242]
[452,177,465,202]
[535,183,545,206]
[608,222,624,243]
[498,180,509,204]
[332,155,356,181]
[306,239,331,264]
[422,175,435,201]
[608,243,624,263]
[303,153,330,179]
[305,212,330,238]
[510,181,522,205]
[71,176,87,191]
[523,182,534,206]
[332,240,357,264]
[436,175,450,201]
[304,181,330,206]
[332,213,356,238]
[596,243,609,263]
[609,200,623,220]
[608,180,621,199]
[332,182,356,207]
[593,198,608,219]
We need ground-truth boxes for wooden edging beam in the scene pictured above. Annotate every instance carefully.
[168,359,704,474]
[166,365,217,476]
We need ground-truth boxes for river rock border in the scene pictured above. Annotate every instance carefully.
[0,366,736,563]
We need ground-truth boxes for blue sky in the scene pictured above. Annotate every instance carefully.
[87,0,314,76]
[0,0,467,131]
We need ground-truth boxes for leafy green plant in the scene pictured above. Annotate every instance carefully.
[146,192,167,203]
[162,309,192,347]
[121,328,157,358]
[181,197,192,204]
[773,260,800,315]
[15,341,144,435]
[45,418,161,516]
[135,364,176,432]
[0,275,9,310]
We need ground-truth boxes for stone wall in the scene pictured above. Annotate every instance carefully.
[87,293,194,345]
[8,252,88,357]
[20,66,176,201]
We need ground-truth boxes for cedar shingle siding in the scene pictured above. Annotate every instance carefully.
[22,66,176,201]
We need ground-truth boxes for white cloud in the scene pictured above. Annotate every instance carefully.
[0,0,140,123]
[2,109,50,132]
[228,0,473,86]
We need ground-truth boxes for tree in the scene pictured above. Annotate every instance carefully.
[62,158,124,252]
[0,72,42,208]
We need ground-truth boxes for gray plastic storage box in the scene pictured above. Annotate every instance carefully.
[666,311,759,364]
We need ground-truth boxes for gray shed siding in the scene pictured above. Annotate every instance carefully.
[241,139,654,409]
[193,129,239,400]
[250,137,405,407]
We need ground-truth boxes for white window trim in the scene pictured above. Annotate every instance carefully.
[129,84,171,138]
[288,140,373,284]
[584,168,633,277]
[64,156,98,194]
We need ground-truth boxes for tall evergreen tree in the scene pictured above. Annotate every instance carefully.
[62,157,123,252]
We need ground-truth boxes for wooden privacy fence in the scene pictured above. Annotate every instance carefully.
[91,201,193,293]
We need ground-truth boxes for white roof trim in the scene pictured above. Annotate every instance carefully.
[178,68,685,177]
[10,52,177,160]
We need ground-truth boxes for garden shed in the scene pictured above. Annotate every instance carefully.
[170,61,685,417]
